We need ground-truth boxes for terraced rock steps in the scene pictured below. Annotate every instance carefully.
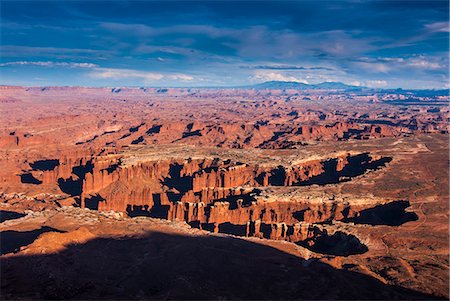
[15,151,421,256]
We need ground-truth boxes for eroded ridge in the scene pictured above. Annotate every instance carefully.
[0,85,447,299]
[10,148,421,256]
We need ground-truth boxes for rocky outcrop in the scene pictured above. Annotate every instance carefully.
[39,153,385,240]
[10,150,390,245]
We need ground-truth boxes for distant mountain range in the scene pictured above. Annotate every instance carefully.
[239,81,363,90]
[3,82,448,94]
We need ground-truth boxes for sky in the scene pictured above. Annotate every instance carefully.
[0,0,449,88]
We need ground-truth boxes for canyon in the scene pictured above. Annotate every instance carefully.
[0,86,448,300]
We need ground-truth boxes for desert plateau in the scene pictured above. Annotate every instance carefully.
[1,0,449,300]
[0,85,449,299]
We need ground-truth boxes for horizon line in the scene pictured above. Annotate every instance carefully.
[1,82,448,91]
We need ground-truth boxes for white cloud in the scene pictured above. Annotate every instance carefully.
[354,61,390,73]
[0,46,110,60]
[353,55,447,74]
[89,68,164,82]
[0,61,98,68]
[1,60,195,84]
[99,22,156,36]
[425,22,449,33]
[406,56,441,70]
[169,74,194,81]
[349,81,362,86]
[364,80,388,88]
[89,68,194,83]
[251,71,309,83]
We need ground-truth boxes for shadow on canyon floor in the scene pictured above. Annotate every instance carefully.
[0,230,441,300]
[29,159,60,171]
[19,173,42,185]
[297,231,369,257]
[0,210,26,223]
[0,226,63,255]
[57,160,95,197]
[297,154,392,186]
[126,203,170,219]
[343,200,419,226]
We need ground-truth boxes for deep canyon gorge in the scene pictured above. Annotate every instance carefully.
[0,86,448,300]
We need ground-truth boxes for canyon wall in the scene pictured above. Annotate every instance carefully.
[10,152,386,243]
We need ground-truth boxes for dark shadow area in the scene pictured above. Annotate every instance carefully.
[58,176,81,196]
[84,194,105,210]
[72,160,94,179]
[126,196,170,219]
[254,171,267,185]
[257,131,288,148]
[340,154,392,178]
[29,159,60,171]
[75,135,99,145]
[126,204,152,217]
[166,191,183,202]
[129,123,144,133]
[103,161,120,174]
[58,161,94,196]
[343,200,419,226]
[298,231,368,257]
[131,136,144,144]
[343,128,365,139]
[0,211,26,223]
[268,166,286,186]
[352,119,398,127]
[297,158,339,185]
[188,220,201,229]
[200,222,216,232]
[0,226,64,255]
[20,173,42,185]
[255,155,390,187]
[126,204,170,219]
[185,122,194,131]
[162,163,193,195]
[119,133,131,140]
[292,209,308,222]
[218,222,247,236]
[149,204,171,219]
[146,124,162,135]
[297,154,392,186]
[258,223,273,239]
[212,192,257,210]
[0,231,440,300]
[178,191,259,224]
[182,129,202,138]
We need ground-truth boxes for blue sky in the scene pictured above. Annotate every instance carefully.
[1,0,448,88]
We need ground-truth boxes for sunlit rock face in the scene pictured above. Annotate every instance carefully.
[0,86,448,300]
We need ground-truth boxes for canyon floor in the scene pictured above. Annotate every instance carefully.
[0,86,448,300]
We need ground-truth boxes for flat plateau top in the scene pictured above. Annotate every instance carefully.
[118,135,430,168]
